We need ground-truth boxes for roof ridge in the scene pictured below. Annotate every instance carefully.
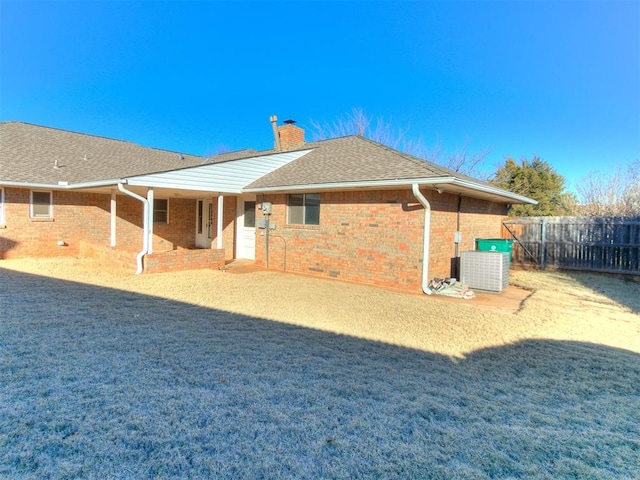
[2,121,203,159]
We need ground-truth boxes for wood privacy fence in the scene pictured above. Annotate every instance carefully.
[502,216,640,275]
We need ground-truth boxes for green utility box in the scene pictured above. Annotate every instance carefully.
[476,238,513,261]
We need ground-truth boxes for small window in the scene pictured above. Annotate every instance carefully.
[154,199,169,224]
[287,193,320,225]
[0,188,4,224]
[244,201,256,228]
[30,190,52,218]
[197,200,204,234]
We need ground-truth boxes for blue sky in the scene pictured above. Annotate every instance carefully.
[1,1,638,190]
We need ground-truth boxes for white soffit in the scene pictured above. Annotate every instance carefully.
[125,149,312,193]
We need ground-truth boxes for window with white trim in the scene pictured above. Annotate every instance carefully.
[30,190,53,218]
[0,188,4,224]
[287,193,320,225]
[154,198,169,224]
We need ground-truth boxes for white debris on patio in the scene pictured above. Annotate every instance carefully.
[427,277,475,299]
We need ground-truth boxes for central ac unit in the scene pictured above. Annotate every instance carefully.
[460,251,510,292]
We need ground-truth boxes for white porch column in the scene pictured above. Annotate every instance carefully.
[147,187,154,254]
[216,195,224,249]
[110,190,117,247]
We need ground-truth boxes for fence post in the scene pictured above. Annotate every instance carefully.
[541,218,547,270]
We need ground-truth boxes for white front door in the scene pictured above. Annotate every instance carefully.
[195,199,213,248]
[236,196,256,260]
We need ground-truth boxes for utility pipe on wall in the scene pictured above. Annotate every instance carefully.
[455,194,462,258]
[411,184,432,295]
[117,183,149,274]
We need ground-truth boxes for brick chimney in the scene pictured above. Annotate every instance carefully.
[278,119,305,151]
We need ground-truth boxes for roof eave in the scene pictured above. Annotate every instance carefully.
[449,178,538,205]
[0,179,124,190]
[1,180,67,189]
[242,177,538,205]
[67,179,124,190]
[242,177,447,193]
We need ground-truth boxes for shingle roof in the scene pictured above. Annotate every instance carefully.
[205,149,259,163]
[245,135,481,189]
[0,121,204,184]
[1,121,531,204]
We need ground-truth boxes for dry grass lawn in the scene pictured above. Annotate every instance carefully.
[1,258,639,478]
[3,258,638,357]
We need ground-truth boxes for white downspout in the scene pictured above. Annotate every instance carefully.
[117,183,149,274]
[412,184,432,295]
[110,190,117,247]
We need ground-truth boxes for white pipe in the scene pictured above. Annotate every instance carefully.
[412,184,432,295]
[117,183,149,274]
[147,187,154,254]
[216,195,224,249]
[110,190,117,247]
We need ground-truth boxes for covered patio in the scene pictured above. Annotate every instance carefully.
[66,149,310,273]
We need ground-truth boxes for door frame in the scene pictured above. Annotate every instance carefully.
[195,198,213,248]
[235,195,257,260]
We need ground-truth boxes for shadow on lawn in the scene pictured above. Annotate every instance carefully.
[1,268,639,479]
[563,270,640,314]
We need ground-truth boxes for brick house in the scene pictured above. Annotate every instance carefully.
[0,120,535,292]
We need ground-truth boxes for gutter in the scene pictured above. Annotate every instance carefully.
[65,179,125,190]
[0,180,70,189]
[243,177,538,205]
[242,177,450,193]
[0,179,123,190]
[448,178,538,205]
[411,184,432,295]
[117,183,149,274]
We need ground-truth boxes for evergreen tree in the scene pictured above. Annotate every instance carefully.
[491,156,576,216]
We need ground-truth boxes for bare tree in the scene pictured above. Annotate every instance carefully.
[441,140,491,179]
[621,162,640,216]
[309,108,490,178]
[204,144,233,157]
[309,107,409,149]
[574,160,640,216]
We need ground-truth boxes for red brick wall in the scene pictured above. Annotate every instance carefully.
[1,188,111,258]
[145,248,225,273]
[278,124,305,151]
[2,186,508,291]
[79,241,140,269]
[114,195,197,252]
[428,193,508,278]
[0,188,197,259]
[255,188,508,292]
[151,198,197,252]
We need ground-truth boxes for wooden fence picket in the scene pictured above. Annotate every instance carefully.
[502,216,640,275]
